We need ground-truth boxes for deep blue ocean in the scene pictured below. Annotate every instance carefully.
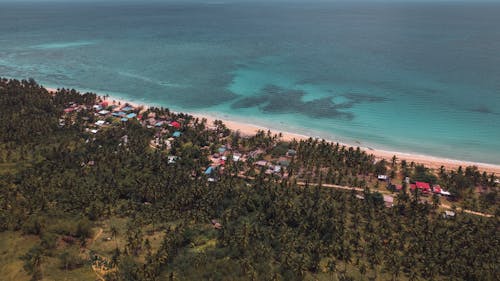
[1,1,500,164]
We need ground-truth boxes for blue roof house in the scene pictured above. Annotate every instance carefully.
[112,111,126,117]
[204,166,214,175]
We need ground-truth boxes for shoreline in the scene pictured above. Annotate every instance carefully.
[46,87,500,174]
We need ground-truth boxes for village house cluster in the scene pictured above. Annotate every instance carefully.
[62,97,184,143]
[204,145,295,182]
[61,98,301,180]
[377,174,452,197]
[59,95,482,220]
[61,96,295,184]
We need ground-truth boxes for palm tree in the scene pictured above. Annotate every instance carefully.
[391,155,397,168]
[110,224,119,249]
[21,246,43,281]
[328,259,337,280]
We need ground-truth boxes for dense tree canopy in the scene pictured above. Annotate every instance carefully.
[0,78,498,281]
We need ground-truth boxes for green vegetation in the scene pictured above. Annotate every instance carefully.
[0,78,498,280]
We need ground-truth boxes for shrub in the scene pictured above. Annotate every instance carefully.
[47,220,77,236]
[59,250,85,270]
[41,232,58,250]
[21,216,43,236]
[75,218,93,239]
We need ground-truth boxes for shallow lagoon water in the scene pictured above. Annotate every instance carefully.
[1,1,500,164]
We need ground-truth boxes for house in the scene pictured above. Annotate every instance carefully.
[415,181,431,193]
[205,166,214,175]
[121,106,134,112]
[377,175,388,181]
[172,131,181,138]
[255,160,268,167]
[98,110,110,115]
[170,121,181,129]
[232,153,241,162]
[126,113,137,119]
[440,190,451,196]
[383,195,394,208]
[286,149,297,157]
[64,107,75,113]
[90,129,98,134]
[112,111,126,117]
[95,120,106,126]
[431,185,449,196]
[211,220,222,229]
[273,165,282,173]
[155,121,165,127]
[443,210,456,218]
[167,156,177,164]
[93,105,102,111]
[120,117,128,122]
[248,149,263,158]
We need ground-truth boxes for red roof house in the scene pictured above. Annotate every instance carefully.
[415,181,431,193]
[101,101,109,107]
[171,121,181,129]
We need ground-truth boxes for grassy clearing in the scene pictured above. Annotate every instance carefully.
[0,231,96,281]
[0,232,38,281]
[89,217,167,262]
[40,255,95,281]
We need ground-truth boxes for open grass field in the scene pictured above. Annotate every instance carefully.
[0,232,38,281]
[0,231,96,281]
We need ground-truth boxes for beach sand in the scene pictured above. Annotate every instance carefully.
[47,87,500,174]
[197,116,500,174]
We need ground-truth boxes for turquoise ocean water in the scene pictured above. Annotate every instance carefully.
[1,1,500,164]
